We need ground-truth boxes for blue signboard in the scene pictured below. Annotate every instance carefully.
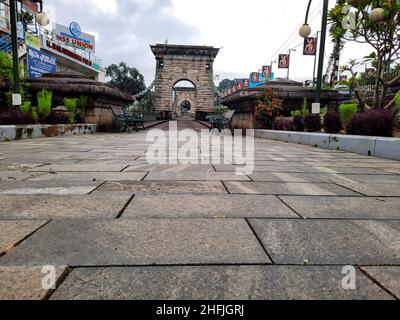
[27,46,57,78]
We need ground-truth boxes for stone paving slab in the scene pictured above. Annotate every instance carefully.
[214,164,304,173]
[0,220,48,255]
[224,182,359,196]
[300,167,389,174]
[0,219,269,266]
[0,181,100,195]
[27,163,130,172]
[279,196,400,220]
[27,172,148,182]
[0,194,132,220]
[97,181,227,194]
[249,172,358,184]
[0,171,48,182]
[339,174,400,184]
[124,164,215,172]
[361,267,400,299]
[248,219,400,265]
[0,266,69,300]
[50,266,391,300]
[144,171,250,181]
[335,182,400,197]
[123,194,297,218]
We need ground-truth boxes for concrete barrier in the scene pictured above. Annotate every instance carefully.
[0,124,97,142]
[255,130,400,161]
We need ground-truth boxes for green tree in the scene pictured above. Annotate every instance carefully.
[106,62,146,96]
[329,0,400,111]
[217,79,242,92]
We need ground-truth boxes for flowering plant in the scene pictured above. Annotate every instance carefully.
[254,88,283,129]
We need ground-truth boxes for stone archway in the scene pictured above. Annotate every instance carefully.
[173,83,197,117]
[151,44,219,119]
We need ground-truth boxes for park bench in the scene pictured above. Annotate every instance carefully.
[207,109,236,135]
[110,106,145,133]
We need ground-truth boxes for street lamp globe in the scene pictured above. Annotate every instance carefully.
[36,12,50,27]
[299,24,312,38]
[369,8,386,23]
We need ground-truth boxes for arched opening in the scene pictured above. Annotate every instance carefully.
[172,80,197,119]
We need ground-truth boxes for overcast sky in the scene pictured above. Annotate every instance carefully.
[44,0,373,85]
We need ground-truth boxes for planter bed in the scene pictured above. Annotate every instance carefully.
[255,130,400,161]
[0,124,97,142]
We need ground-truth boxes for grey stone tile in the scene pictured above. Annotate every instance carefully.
[339,174,400,184]
[0,219,269,266]
[0,220,48,255]
[124,164,215,172]
[225,182,358,196]
[0,194,132,219]
[50,266,391,300]
[279,196,400,220]
[249,219,400,265]
[336,182,400,197]
[301,167,389,175]
[123,194,297,218]
[214,164,304,173]
[97,181,227,194]
[361,267,400,299]
[144,171,250,181]
[28,163,129,172]
[28,172,147,182]
[0,266,69,300]
[249,172,358,184]
[0,172,46,182]
[0,181,100,195]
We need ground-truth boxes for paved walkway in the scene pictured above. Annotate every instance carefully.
[0,123,399,300]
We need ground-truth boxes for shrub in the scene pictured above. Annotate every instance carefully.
[339,103,358,127]
[63,98,78,123]
[346,109,394,137]
[44,111,69,124]
[272,117,295,131]
[0,111,33,125]
[77,96,88,117]
[303,114,322,132]
[323,111,343,134]
[37,89,52,122]
[293,115,305,131]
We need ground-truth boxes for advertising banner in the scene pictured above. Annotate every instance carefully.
[278,54,289,69]
[54,22,96,53]
[27,46,57,78]
[303,37,318,56]
[262,65,272,80]
[26,32,41,49]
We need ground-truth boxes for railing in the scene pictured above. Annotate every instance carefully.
[0,33,24,54]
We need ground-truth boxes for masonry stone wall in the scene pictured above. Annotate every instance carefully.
[151,45,219,117]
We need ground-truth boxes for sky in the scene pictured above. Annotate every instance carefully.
[43,0,373,85]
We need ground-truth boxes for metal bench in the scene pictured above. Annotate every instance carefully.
[207,109,236,134]
[110,106,144,133]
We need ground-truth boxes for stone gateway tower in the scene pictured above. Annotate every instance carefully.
[151,44,220,120]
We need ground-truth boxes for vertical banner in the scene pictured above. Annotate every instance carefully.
[278,54,289,69]
[303,37,318,56]
[262,65,272,80]
[251,72,259,83]
[365,68,375,78]
[243,79,249,88]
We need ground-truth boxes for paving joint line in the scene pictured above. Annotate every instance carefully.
[276,195,304,219]
[116,194,136,219]
[245,218,275,265]
[357,266,399,300]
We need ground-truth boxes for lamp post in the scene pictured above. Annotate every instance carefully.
[287,48,297,80]
[270,60,277,79]
[9,0,49,105]
[9,0,20,100]
[300,0,329,109]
